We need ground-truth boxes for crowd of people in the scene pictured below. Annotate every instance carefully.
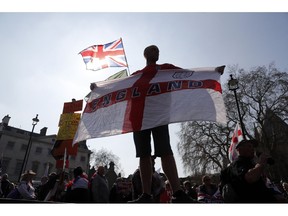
[1,156,288,203]
[1,139,288,204]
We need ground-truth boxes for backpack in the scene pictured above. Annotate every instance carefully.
[220,164,239,203]
[221,183,238,203]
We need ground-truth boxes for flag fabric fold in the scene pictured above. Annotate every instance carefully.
[79,38,128,71]
[84,69,128,102]
[228,123,244,162]
[73,67,227,144]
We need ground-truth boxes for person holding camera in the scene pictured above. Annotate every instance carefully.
[220,139,287,203]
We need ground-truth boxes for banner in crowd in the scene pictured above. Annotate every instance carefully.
[51,99,83,161]
[73,67,227,144]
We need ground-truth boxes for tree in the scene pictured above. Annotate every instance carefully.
[90,147,123,175]
[177,63,288,176]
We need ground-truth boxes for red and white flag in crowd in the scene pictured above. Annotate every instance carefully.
[73,67,227,144]
[228,123,244,162]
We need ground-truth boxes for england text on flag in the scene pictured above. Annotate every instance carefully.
[228,123,243,162]
[79,38,128,71]
[73,67,227,144]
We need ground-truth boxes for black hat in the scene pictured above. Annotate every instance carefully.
[236,139,258,149]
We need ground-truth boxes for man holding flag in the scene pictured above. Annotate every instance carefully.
[77,41,227,203]
[128,45,192,203]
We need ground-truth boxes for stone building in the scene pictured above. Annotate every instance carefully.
[0,115,92,183]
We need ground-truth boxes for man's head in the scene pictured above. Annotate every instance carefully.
[1,173,8,181]
[202,175,211,185]
[144,45,159,64]
[41,176,48,184]
[183,180,192,190]
[236,139,258,158]
[73,166,83,177]
[97,166,105,176]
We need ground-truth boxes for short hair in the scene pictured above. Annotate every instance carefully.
[202,175,211,182]
[143,45,159,58]
[73,166,83,177]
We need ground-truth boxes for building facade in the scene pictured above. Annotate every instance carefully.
[0,115,92,183]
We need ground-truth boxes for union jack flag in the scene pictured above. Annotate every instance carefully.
[79,38,128,71]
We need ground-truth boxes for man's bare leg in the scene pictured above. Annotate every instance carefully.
[139,156,152,195]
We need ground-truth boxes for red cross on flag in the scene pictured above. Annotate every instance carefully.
[228,123,244,162]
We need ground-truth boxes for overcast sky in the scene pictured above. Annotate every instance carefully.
[1,9,288,179]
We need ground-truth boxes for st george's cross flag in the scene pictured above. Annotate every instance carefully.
[79,38,128,71]
[73,66,227,144]
[228,123,244,162]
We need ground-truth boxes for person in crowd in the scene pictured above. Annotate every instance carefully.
[36,172,58,201]
[0,173,14,198]
[183,180,198,201]
[127,45,192,203]
[17,170,37,200]
[159,180,173,203]
[197,175,219,203]
[65,166,90,203]
[131,156,165,202]
[220,139,288,203]
[109,177,133,203]
[90,165,109,203]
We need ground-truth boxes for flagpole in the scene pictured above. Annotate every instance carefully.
[120,37,131,76]
[63,148,67,171]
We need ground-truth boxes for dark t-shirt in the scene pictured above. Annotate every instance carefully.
[221,156,276,203]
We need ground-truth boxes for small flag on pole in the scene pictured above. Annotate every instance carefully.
[63,148,67,170]
[228,123,244,162]
[105,69,128,80]
[44,163,49,177]
[79,38,128,71]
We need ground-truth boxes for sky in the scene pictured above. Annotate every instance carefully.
[1,3,288,180]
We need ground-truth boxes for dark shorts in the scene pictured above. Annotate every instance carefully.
[133,125,173,157]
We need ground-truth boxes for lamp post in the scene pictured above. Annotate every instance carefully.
[18,114,39,182]
[228,75,246,140]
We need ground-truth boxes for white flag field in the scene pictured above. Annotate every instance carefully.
[73,66,227,144]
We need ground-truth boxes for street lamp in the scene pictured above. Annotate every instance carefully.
[18,114,39,182]
[228,75,246,140]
